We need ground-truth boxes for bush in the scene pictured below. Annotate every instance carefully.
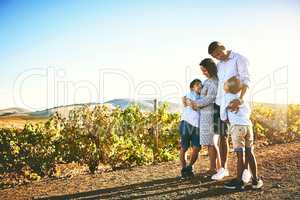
[251,103,300,144]
[0,123,59,179]
[1,102,299,185]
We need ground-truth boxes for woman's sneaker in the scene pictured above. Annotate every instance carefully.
[224,179,245,190]
[242,169,252,183]
[252,178,263,189]
[211,168,229,180]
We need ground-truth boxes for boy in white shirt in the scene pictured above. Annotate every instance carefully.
[179,79,202,179]
[221,76,263,190]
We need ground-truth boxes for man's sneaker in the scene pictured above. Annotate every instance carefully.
[211,168,229,180]
[252,178,263,189]
[224,179,245,190]
[242,169,252,183]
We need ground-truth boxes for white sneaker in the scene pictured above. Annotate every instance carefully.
[242,169,252,183]
[211,168,229,180]
[252,178,263,189]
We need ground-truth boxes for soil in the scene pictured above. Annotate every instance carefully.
[0,142,299,200]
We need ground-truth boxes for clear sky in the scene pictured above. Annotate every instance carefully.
[0,0,299,110]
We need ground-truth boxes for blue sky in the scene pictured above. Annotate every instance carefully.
[0,0,299,110]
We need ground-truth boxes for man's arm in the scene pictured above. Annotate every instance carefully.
[220,97,229,122]
[229,84,248,112]
[229,55,250,112]
[239,84,248,101]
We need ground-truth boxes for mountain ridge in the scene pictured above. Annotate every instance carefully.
[0,99,182,117]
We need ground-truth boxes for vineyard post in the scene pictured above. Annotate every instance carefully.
[153,99,159,162]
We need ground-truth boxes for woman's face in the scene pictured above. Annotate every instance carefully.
[200,66,211,78]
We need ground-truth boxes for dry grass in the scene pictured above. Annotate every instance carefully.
[0,116,48,129]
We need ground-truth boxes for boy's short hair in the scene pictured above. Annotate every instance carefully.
[190,79,202,89]
[208,41,224,54]
[226,76,241,94]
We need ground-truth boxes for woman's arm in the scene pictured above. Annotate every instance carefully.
[193,80,217,108]
[185,98,199,110]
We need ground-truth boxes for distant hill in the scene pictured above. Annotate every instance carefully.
[105,98,182,113]
[29,103,102,118]
[1,100,292,119]
[0,107,31,117]
[0,99,182,118]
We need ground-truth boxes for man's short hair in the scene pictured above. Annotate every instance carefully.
[208,41,223,55]
[190,79,202,89]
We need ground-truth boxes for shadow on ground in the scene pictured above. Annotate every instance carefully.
[36,174,250,200]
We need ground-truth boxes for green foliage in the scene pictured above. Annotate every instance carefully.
[0,122,59,181]
[251,103,300,144]
[1,102,299,184]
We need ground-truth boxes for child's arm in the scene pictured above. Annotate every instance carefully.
[182,96,188,107]
[192,82,217,109]
[186,96,204,111]
[182,91,193,107]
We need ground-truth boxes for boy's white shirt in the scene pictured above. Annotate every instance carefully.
[181,91,201,127]
[220,92,252,126]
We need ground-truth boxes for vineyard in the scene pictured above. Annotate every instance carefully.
[0,103,300,189]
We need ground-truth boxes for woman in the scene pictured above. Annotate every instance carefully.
[183,58,221,175]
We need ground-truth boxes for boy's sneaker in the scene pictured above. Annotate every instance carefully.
[242,169,252,183]
[224,179,245,190]
[211,168,229,180]
[180,167,188,179]
[252,177,263,189]
[180,166,194,180]
[185,165,194,178]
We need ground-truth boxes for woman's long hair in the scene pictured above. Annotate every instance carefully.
[199,58,218,79]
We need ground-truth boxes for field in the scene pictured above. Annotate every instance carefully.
[0,103,299,199]
[0,116,48,129]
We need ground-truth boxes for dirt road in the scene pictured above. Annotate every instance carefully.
[1,142,299,200]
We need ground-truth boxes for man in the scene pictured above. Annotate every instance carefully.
[208,41,252,182]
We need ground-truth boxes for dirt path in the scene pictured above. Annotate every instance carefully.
[1,142,300,200]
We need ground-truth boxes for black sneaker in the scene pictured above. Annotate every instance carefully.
[180,166,194,180]
[224,179,245,190]
[180,167,188,179]
[185,165,194,178]
[252,177,263,189]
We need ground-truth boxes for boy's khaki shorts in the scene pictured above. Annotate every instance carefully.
[229,125,254,152]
